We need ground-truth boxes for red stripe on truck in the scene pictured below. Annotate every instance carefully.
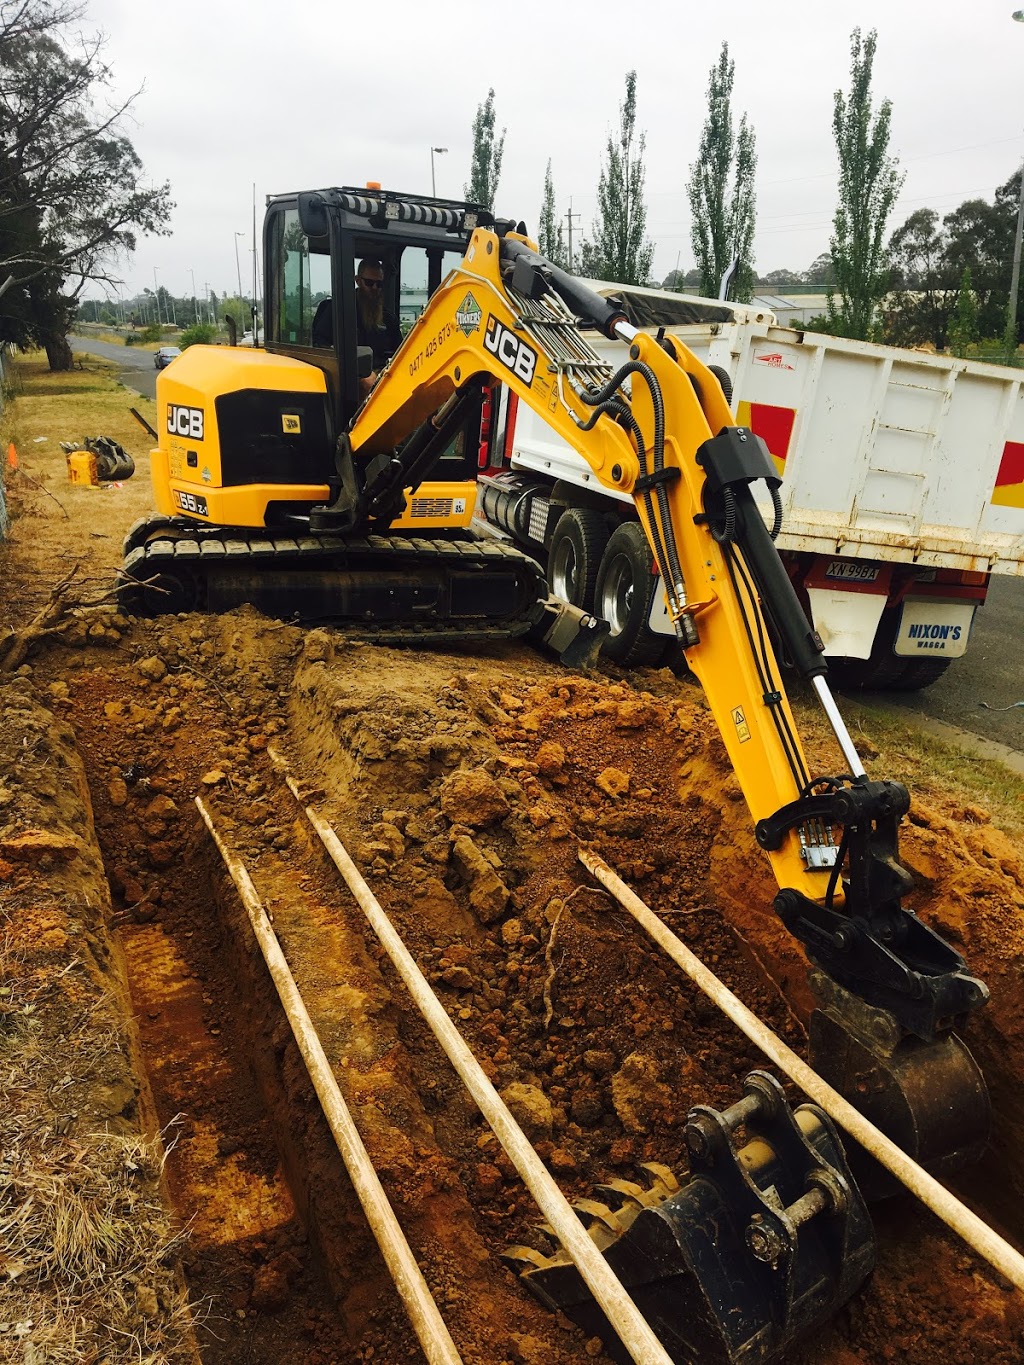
[995,440,1024,487]
[992,440,1024,508]
[736,400,797,468]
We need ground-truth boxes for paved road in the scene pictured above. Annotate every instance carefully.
[69,334,157,399]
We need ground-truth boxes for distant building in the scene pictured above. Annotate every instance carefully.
[751,293,830,326]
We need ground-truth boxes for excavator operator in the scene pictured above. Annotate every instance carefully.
[355,258,402,387]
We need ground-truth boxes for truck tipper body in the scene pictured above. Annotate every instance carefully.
[475,285,1024,686]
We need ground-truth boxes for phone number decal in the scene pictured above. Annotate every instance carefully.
[408,318,459,378]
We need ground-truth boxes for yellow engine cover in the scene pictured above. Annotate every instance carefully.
[151,345,476,532]
[152,346,333,527]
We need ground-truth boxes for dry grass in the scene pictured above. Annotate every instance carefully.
[0,1123,194,1365]
[5,352,157,460]
[0,904,200,1365]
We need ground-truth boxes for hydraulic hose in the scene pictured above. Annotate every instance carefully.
[575,360,687,620]
[574,397,672,600]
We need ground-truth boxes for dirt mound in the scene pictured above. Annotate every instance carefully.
[0,600,1022,1363]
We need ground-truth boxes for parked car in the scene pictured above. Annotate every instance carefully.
[154,346,182,370]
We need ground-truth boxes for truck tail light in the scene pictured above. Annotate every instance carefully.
[478,385,494,470]
[502,391,519,467]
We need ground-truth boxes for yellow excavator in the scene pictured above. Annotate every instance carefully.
[122,185,992,1363]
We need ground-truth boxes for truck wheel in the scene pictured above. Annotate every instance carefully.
[890,657,952,691]
[593,522,665,666]
[547,508,609,611]
[827,608,908,690]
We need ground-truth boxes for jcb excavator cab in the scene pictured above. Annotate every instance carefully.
[262,186,489,439]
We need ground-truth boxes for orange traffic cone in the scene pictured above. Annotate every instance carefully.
[6,442,17,469]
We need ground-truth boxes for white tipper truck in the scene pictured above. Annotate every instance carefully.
[474,284,1024,687]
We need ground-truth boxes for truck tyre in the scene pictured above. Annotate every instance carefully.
[547,508,609,611]
[827,608,908,691]
[593,521,665,666]
[890,657,952,691]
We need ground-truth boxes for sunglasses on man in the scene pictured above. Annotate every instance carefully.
[358,277,384,290]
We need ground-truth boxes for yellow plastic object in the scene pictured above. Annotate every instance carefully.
[67,450,98,486]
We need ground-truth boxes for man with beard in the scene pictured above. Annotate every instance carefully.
[355,259,402,388]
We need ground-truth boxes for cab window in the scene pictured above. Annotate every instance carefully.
[398,247,466,334]
[270,206,332,346]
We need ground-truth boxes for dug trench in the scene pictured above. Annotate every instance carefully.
[8,603,1024,1363]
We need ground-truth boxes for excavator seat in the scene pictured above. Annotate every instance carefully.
[312,297,333,348]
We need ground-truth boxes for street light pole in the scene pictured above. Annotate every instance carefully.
[190,268,199,324]
[430,146,448,197]
[234,232,245,301]
[153,266,162,326]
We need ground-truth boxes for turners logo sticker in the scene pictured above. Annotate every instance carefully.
[456,292,483,336]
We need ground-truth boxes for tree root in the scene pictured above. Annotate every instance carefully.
[0,566,122,673]
[542,884,611,1031]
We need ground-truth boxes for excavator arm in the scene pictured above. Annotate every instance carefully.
[341,226,987,1048]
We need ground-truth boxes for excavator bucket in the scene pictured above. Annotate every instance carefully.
[531,597,611,670]
[505,1073,875,1365]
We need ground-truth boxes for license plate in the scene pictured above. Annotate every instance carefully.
[894,600,975,658]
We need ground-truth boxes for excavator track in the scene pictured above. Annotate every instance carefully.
[119,516,547,643]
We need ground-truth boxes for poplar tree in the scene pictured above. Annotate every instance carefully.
[537,160,567,267]
[465,88,505,211]
[827,28,904,339]
[686,43,757,301]
[579,71,653,285]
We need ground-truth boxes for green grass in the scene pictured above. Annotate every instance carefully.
[793,692,1024,840]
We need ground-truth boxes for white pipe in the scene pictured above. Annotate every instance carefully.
[287,777,675,1365]
[578,845,1024,1295]
[811,674,867,778]
[195,798,464,1365]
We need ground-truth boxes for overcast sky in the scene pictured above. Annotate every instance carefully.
[82,0,1024,305]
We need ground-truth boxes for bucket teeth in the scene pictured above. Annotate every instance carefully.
[500,1244,553,1273]
[593,1178,648,1212]
[506,1088,875,1365]
[571,1198,624,1235]
[638,1161,681,1198]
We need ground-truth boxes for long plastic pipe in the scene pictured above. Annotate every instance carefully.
[578,845,1024,1295]
[287,777,676,1365]
[195,797,464,1365]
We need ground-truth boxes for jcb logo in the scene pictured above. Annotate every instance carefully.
[167,404,204,440]
[484,316,537,386]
